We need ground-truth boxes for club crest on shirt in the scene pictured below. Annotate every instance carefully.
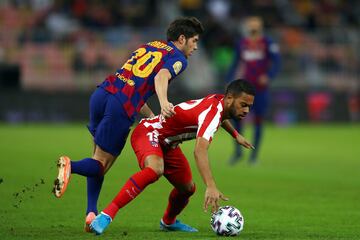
[172,61,182,75]
[150,141,158,147]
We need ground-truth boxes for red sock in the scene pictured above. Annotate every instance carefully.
[162,185,196,225]
[103,167,158,219]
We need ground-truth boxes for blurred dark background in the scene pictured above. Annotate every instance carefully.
[0,0,359,124]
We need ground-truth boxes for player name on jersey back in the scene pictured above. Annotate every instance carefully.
[146,41,173,52]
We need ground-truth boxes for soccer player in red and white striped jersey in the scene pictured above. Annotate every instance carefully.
[89,80,255,235]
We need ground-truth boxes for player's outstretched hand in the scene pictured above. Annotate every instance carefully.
[161,101,176,118]
[236,134,255,149]
[204,187,229,213]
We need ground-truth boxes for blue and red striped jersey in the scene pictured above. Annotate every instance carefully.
[227,36,280,91]
[99,40,188,120]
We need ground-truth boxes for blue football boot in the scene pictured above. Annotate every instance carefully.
[89,212,112,235]
[160,219,198,232]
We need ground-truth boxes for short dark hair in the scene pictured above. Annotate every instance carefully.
[167,17,204,41]
[225,79,256,97]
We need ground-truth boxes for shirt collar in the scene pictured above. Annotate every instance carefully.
[168,41,185,57]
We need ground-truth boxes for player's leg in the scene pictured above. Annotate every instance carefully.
[160,147,198,232]
[83,142,104,232]
[83,145,114,232]
[57,90,129,198]
[74,145,120,231]
[53,153,105,232]
[54,88,133,231]
[90,126,162,235]
[250,90,269,163]
[83,91,133,231]
[228,119,244,165]
[83,143,104,231]
[90,154,161,235]
[53,88,109,199]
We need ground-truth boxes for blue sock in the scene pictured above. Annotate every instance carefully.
[86,175,104,215]
[251,124,262,160]
[71,158,103,177]
[233,120,243,157]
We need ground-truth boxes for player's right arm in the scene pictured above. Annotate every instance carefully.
[154,68,176,118]
[194,137,228,213]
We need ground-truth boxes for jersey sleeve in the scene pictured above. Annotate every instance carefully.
[196,101,223,143]
[161,54,188,78]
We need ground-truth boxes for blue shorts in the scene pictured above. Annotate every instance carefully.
[87,87,134,156]
[252,90,269,117]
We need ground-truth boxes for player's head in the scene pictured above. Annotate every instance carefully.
[224,79,255,120]
[244,16,263,39]
[167,17,204,58]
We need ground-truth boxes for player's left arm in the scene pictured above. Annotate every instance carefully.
[221,120,254,149]
[139,103,155,118]
[266,37,281,80]
[194,137,229,213]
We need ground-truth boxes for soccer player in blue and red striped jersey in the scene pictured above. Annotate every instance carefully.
[227,16,281,164]
[53,17,204,231]
[89,79,255,235]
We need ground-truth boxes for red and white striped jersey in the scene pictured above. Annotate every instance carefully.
[139,94,225,147]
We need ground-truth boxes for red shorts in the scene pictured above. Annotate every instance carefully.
[131,124,193,185]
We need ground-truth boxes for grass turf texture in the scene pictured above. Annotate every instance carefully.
[0,123,359,240]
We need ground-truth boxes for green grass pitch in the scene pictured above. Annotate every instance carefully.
[0,123,359,240]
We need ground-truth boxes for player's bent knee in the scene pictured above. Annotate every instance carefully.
[92,157,116,174]
[93,149,117,174]
[148,165,164,177]
[144,155,164,177]
[186,183,196,196]
[177,182,196,196]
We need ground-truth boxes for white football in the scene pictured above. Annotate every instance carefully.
[210,206,244,236]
